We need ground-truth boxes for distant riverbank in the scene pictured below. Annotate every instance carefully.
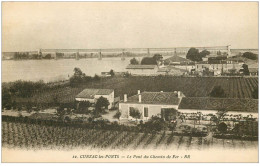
[2,56,172,83]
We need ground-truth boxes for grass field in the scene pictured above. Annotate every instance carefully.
[2,122,258,150]
[16,76,258,104]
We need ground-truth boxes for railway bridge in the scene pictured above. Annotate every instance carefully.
[39,45,232,60]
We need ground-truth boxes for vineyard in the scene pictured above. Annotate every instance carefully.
[17,76,258,104]
[2,122,258,150]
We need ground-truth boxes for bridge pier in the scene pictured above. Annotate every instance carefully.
[76,52,79,60]
[98,50,102,60]
[54,52,57,60]
[121,49,125,60]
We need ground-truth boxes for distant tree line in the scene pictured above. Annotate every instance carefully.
[13,52,42,60]
[242,52,258,60]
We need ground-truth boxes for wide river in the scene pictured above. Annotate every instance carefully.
[2,56,170,83]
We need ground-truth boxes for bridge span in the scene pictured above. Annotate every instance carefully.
[39,45,232,60]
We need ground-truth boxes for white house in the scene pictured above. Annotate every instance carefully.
[119,90,185,121]
[126,65,158,75]
[75,89,114,109]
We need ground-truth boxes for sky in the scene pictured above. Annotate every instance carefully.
[2,2,259,52]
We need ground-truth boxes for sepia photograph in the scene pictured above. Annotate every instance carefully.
[1,1,259,163]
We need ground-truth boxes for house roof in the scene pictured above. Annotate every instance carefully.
[76,89,114,99]
[178,97,258,113]
[164,55,190,63]
[122,91,180,105]
[126,65,157,69]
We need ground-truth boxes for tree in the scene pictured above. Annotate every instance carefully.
[93,74,100,81]
[186,48,210,62]
[186,48,201,62]
[129,108,141,121]
[109,69,115,77]
[142,116,167,133]
[69,67,94,86]
[218,122,227,133]
[199,50,210,58]
[56,106,66,120]
[153,54,163,62]
[209,86,226,98]
[141,57,157,65]
[242,52,257,60]
[69,68,84,87]
[252,87,258,99]
[113,111,121,119]
[78,101,91,113]
[73,67,83,77]
[242,64,250,75]
[130,58,139,65]
[140,54,163,65]
[95,96,110,115]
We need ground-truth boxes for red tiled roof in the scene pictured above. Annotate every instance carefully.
[123,91,180,105]
[164,55,190,63]
[178,97,258,113]
[76,89,113,98]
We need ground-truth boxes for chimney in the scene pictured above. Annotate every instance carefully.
[124,94,127,102]
[138,94,142,103]
[138,90,140,94]
[178,91,181,98]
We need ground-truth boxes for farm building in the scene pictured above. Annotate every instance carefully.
[157,66,187,76]
[248,63,259,76]
[126,65,158,75]
[119,90,185,121]
[249,68,258,76]
[75,89,114,109]
[195,61,243,76]
[163,55,191,65]
[178,97,258,118]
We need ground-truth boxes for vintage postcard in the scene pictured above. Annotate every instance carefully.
[1,2,259,163]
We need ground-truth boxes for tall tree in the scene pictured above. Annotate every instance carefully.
[242,52,257,60]
[129,108,141,121]
[199,50,210,57]
[109,69,115,77]
[186,48,201,62]
[186,48,210,62]
[141,57,157,65]
[95,96,110,115]
[242,64,250,75]
[153,54,163,62]
[130,58,139,65]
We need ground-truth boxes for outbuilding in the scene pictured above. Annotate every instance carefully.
[75,89,114,109]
